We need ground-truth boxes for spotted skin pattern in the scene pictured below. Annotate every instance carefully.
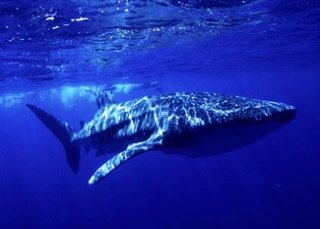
[74,92,295,185]
[75,92,295,142]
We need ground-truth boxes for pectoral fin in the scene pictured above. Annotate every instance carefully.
[85,87,114,109]
[88,133,163,185]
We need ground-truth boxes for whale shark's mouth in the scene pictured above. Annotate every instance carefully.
[273,105,297,122]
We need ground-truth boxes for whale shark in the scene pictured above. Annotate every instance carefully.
[27,92,296,185]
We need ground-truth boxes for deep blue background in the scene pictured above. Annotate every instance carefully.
[0,0,320,228]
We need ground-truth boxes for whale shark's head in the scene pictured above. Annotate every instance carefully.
[164,99,297,158]
[262,101,297,122]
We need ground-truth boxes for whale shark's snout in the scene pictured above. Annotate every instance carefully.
[267,101,297,121]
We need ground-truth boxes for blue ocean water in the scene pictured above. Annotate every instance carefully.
[0,0,320,228]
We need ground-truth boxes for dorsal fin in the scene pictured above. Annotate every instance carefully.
[95,90,114,109]
[79,120,85,129]
[85,88,115,109]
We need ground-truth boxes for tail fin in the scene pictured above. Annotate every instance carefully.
[26,104,80,173]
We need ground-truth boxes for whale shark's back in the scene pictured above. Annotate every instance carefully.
[146,92,296,131]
